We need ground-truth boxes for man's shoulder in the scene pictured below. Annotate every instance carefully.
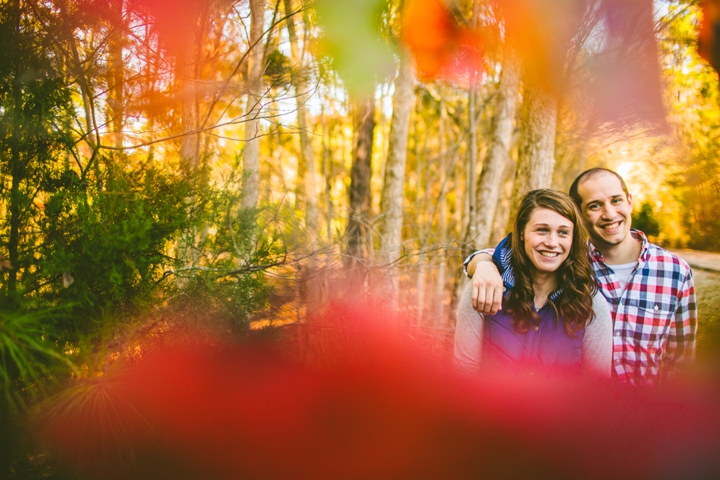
[644,241,693,276]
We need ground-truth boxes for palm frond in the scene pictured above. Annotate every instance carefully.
[0,309,75,413]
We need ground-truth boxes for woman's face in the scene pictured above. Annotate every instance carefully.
[522,207,574,276]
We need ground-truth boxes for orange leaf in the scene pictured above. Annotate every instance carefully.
[401,0,484,81]
[497,0,587,93]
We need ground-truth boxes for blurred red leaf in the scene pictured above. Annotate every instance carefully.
[401,0,484,81]
[127,0,234,56]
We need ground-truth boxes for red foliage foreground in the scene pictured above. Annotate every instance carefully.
[44,301,720,480]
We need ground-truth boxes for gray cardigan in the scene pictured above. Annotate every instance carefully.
[454,282,613,377]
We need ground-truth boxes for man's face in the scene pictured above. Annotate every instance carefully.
[576,173,633,248]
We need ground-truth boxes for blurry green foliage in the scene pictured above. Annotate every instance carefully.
[662,3,720,251]
[164,173,280,336]
[265,48,293,87]
[315,0,397,98]
[0,2,281,476]
[631,202,660,238]
[0,0,75,308]
[36,160,195,338]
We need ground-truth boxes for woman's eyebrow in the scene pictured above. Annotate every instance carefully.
[530,222,573,228]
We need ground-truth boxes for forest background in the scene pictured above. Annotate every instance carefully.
[1,0,720,476]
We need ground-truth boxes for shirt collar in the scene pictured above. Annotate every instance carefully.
[589,229,649,263]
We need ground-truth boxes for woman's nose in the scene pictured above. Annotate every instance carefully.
[545,233,559,246]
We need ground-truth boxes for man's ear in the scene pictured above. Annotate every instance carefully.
[627,193,633,209]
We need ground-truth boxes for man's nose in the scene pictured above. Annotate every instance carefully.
[600,204,615,219]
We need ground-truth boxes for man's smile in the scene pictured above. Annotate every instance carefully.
[600,220,622,231]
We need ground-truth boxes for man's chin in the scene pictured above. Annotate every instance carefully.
[591,234,625,248]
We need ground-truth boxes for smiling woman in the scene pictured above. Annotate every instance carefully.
[454,189,613,377]
[521,207,574,279]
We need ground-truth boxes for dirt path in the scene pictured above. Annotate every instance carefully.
[670,250,720,364]
[689,269,720,364]
[670,249,720,273]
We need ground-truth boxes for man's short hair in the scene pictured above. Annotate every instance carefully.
[568,168,630,209]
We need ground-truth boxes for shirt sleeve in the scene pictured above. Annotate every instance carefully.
[454,282,485,372]
[664,267,698,376]
[462,248,496,278]
[581,292,613,378]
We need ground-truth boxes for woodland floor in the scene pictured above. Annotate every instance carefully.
[693,269,720,365]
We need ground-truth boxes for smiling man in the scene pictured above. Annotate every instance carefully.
[463,168,698,386]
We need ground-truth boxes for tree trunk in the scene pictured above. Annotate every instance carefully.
[321,104,334,244]
[473,57,520,249]
[462,0,481,252]
[176,25,199,168]
[7,70,23,302]
[508,84,558,225]
[378,55,415,285]
[107,0,124,149]
[284,0,324,319]
[241,0,266,209]
[434,91,448,326]
[7,146,20,301]
[465,76,478,249]
[414,102,427,325]
[345,95,375,268]
[179,68,199,167]
[284,0,318,248]
[490,157,516,245]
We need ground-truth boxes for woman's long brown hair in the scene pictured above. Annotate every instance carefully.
[505,189,597,336]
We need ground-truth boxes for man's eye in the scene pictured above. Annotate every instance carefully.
[587,204,599,210]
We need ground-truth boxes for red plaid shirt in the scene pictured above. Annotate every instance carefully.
[590,230,697,386]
